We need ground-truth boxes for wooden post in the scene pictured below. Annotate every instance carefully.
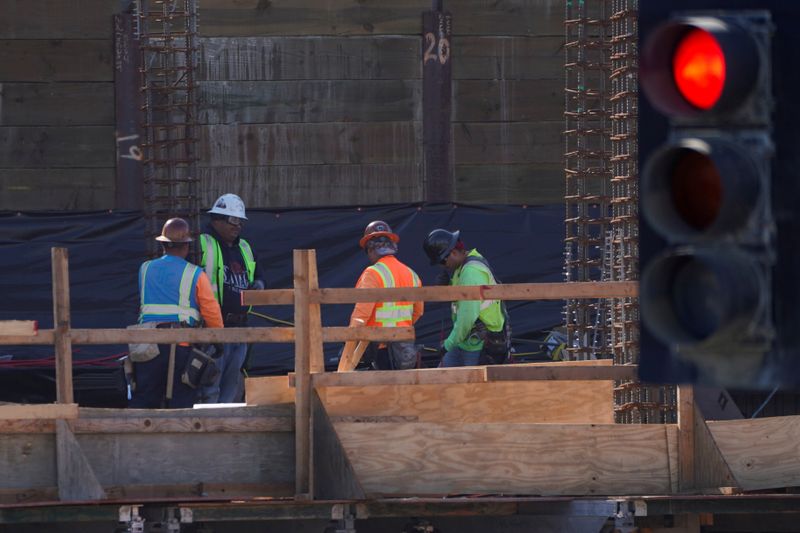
[293,250,311,498]
[678,385,695,491]
[307,250,325,374]
[52,248,74,405]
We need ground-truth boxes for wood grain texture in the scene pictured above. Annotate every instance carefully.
[453,36,565,80]
[454,162,563,205]
[198,164,422,208]
[199,0,562,37]
[55,420,106,501]
[707,415,800,491]
[0,403,77,420]
[198,36,419,81]
[246,375,295,405]
[199,122,419,167]
[693,406,738,491]
[0,40,112,82]
[454,80,562,122]
[312,389,365,499]
[308,366,488,388]
[321,380,614,424]
[198,80,420,124]
[52,247,73,405]
[335,421,678,496]
[0,320,37,336]
[0,0,116,39]
[454,121,562,164]
[0,169,114,210]
[0,127,114,168]
[0,83,114,126]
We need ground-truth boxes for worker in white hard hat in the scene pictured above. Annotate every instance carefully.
[198,194,266,403]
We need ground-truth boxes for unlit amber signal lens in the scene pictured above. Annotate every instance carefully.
[672,28,726,110]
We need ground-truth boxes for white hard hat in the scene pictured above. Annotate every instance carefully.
[208,193,247,220]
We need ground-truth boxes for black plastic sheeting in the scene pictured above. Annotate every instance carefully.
[0,203,565,405]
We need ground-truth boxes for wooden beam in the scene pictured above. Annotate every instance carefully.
[312,390,365,500]
[307,250,325,374]
[678,385,695,492]
[55,420,106,501]
[334,421,678,496]
[0,321,38,336]
[305,366,488,388]
[242,281,639,306]
[0,403,78,420]
[245,375,295,406]
[293,250,312,498]
[486,362,638,382]
[319,380,614,424]
[52,248,73,405]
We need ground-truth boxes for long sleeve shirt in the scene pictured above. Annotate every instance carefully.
[196,272,224,328]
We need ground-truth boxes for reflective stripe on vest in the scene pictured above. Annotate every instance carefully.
[450,253,503,331]
[139,257,202,325]
[366,258,419,328]
[200,234,256,305]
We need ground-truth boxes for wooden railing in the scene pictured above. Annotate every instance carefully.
[0,247,640,499]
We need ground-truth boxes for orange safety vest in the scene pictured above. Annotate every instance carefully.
[363,256,421,328]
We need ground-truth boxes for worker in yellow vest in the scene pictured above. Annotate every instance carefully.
[339,221,424,370]
[198,193,266,402]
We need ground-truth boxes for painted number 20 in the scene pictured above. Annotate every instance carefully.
[424,32,450,65]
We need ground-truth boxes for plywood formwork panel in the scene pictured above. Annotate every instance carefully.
[0,83,114,126]
[453,121,562,164]
[199,0,562,37]
[454,163,563,205]
[0,40,112,82]
[453,80,562,123]
[454,36,565,80]
[198,37,420,81]
[0,126,114,168]
[320,380,614,424]
[335,421,678,496]
[0,0,117,39]
[197,80,420,124]
[708,415,800,491]
[0,169,115,210]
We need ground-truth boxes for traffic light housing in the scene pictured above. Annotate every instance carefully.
[637,7,787,388]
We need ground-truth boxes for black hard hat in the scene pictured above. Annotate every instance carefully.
[423,229,460,265]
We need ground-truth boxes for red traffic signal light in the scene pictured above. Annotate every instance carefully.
[641,16,765,119]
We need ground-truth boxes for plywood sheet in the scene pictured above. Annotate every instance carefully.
[454,162,563,204]
[0,0,116,39]
[246,375,295,406]
[0,40,112,82]
[0,126,114,168]
[454,121,562,164]
[321,380,614,424]
[454,80,562,122]
[707,415,800,491]
[0,83,113,126]
[335,421,677,496]
[0,169,114,210]
[454,36,564,80]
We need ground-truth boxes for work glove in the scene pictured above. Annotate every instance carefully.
[249,279,265,290]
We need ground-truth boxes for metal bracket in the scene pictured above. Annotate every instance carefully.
[118,505,145,533]
[614,500,638,533]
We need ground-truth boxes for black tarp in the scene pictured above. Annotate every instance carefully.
[0,203,565,404]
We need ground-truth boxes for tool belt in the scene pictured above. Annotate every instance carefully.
[224,312,248,327]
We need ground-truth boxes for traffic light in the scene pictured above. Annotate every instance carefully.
[637,7,784,388]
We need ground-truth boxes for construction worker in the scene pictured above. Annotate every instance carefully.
[423,229,510,367]
[199,193,266,403]
[339,221,424,371]
[130,218,224,408]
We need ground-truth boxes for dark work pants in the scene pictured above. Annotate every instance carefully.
[129,344,196,408]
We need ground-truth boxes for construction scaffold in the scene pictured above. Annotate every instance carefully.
[136,0,201,259]
[565,0,676,422]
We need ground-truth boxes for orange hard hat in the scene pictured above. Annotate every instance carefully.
[359,220,400,249]
[155,218,193,243]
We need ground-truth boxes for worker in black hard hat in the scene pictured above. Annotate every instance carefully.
[422,229,510,366]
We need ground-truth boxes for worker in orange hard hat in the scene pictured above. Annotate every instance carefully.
[338,220,424,371]
[129,218,224,409]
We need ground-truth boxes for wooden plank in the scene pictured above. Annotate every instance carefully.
[321,380,614,424]
[453,36,565,80]
[198,80,420,124]
[0,416,293,434]
[454,80,563,122]
[486,361,639,382]
[246,375,295,405]
[198,36,420,81]
[308,366,488,388]
[707,415,800,491]
[293,250,312,497]
[0,169,114,211]
[51,248,73,405]
[0,404,77,420]
[454,122,562,165]
[0,321,37,336]
[197,164,423,208]
[678,385,695,491]
[454,162,563,205]
[334,422,678,496]
[312,390,365,500]
[0,83,113,126]
[199,122,419,167]
[0,127,114,168]
[55,420,106,501]
[0,40,112,82]
[693,405,738,491]
[0,0,116,39]
[307,250,325,374]
[199,0,562,37]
